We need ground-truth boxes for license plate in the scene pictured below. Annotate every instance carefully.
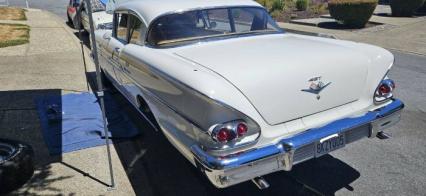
[315,134,345,157]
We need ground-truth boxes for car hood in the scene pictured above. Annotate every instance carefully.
[173,34,372,125]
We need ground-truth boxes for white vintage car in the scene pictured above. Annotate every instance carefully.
[94,0,404,189]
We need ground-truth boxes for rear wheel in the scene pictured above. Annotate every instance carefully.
[0,139,34,194]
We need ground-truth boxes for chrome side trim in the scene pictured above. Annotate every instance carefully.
[191,99,404,170]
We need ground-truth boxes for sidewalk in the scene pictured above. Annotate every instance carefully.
[0,9,135,195]
[279,9,426,56]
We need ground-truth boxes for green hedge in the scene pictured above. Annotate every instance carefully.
[390,0,426,16]
[271,0,284,11]
[296,0,309,11]
[329,0,378,28]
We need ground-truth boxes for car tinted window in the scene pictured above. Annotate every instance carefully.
[115,13,128,43]
[129,15,144,45]
[232,8,275,32]
[204,9,232,32]
[147,7,281,46]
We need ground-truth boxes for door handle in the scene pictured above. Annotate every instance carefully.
[114,47,120,53]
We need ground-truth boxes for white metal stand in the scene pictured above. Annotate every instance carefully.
[78,0,116,190]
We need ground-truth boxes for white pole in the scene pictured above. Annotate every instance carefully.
[25,0,29,8]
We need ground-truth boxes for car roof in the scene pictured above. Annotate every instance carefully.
[115,0,263,25]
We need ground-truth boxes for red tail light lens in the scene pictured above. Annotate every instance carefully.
[216,128,231,142]
[378,84,391,95]
[375,78,395,103]
[237,123,248,136]
[211,121,248,143]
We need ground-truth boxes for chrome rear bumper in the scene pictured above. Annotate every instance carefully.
[191,99,404,188]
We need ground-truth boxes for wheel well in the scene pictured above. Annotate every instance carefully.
[136,95,150,112]
[136,95,160,130]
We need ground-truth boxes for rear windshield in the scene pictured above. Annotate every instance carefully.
[147,7,282,46]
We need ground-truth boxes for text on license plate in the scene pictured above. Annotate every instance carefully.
[315,134,345,157]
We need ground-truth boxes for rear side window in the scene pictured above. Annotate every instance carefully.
[129,15,144,45]
[115,13,128,43]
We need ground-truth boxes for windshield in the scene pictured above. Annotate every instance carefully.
[147,7,282,46]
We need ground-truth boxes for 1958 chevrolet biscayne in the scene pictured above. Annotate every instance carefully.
[94,0,404,188]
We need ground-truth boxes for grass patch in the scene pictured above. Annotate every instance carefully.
[0,7,27,20]
[0,23,30,48]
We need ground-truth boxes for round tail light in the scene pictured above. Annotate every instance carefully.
[216,128,231,142]
[378,84,391,96]
[214,127,237,143]
[211,121,248,143]
[375,78,395,103]
[236,123,248,136]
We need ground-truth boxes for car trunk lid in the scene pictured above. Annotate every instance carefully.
[173,34,369,125]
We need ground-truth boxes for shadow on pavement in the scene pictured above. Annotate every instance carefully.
[74,32,91,49]
[0,89,71,194]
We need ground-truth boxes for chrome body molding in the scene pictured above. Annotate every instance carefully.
[190,99,404,187]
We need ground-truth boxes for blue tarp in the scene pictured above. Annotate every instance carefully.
[36,92,139,155]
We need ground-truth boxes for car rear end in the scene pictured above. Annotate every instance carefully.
[174,37,405,188]
[128,2,404,188]
[191,98,403,188]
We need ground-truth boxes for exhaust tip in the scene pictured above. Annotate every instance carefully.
[377,131,392,140]
[252,176,270,189]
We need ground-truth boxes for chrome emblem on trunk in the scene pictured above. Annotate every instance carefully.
[301,76,331,99]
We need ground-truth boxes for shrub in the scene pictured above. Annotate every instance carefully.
[329,0,378,28]
[310,3,328,14]
[271,0,285,11]
[390,0,426,16]
[296,0,310,11]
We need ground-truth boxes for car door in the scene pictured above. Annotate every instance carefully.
[105,12,130,96]
[117,14,148,104]
[96,30,115,81]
